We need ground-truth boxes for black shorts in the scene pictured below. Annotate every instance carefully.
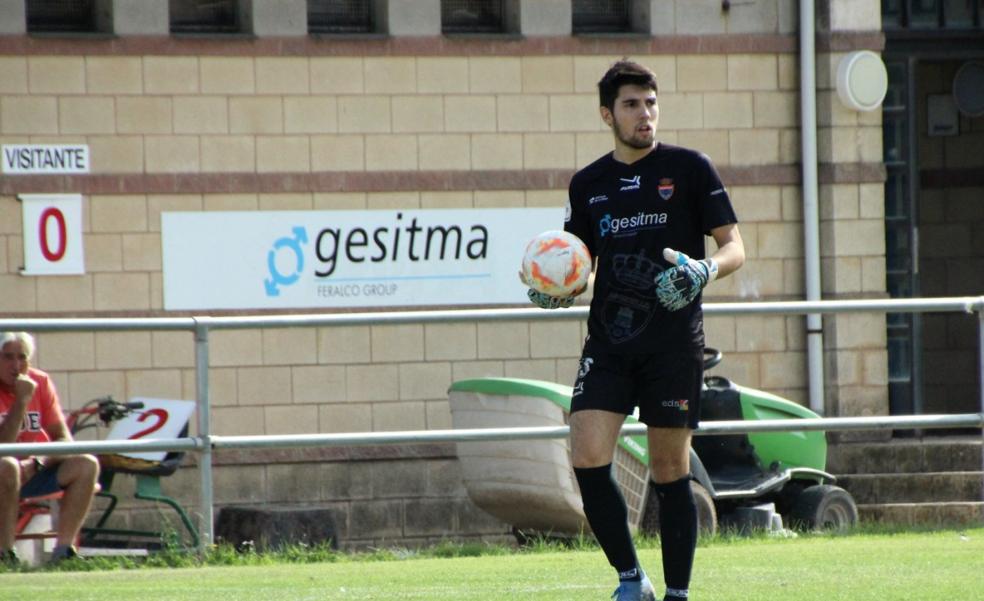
[570,339,703,429]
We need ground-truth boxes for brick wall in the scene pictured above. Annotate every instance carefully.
[0,0,891,545]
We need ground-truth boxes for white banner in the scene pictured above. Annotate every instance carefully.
[162,208,564,310]
[19,194,86,275]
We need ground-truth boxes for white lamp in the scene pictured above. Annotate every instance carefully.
[836,50,889,112]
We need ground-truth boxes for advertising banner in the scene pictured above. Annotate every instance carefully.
[162,208,563,310]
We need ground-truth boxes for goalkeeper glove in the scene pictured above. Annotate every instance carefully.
[519,271,583,310]
[654,248,718,312]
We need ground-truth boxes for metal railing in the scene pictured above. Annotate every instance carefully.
[2,296,983,552]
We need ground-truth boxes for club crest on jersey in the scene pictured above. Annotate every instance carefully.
[657,178,674,200]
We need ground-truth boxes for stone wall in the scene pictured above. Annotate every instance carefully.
[0,0,890,545]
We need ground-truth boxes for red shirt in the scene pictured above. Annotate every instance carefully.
[0,367,65,444]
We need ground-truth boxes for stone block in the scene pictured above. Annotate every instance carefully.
[88,136,144,173]
[201,57,255,94]
[469,57,522,94]
[371,324,424,362]
[399,362,451,400]
[230,98,283,134]
[238,366,292,406]
[529,320,583,358]
[36,276,93,312]
[445,95,496,132]
[391,95,443,133]
[549,94,604,132]
[174,97,228,134]
[145,136,199,173]
[728,55,778,91]
[86,56,142,93]
[28,57,84,94]
[451,360,505,381]
[338,96,391,133]
[265,404,319,435]
[705,93,754,129]
[1,97,57,134]
[94,273,150,310]
[0,58,26,93]
[365,57,417,94]
[729,185,782,222]
[291,365,346,404]
[256,136,310,172]
[498,95,549,132]
[95,331,152,369]
[215,504,338,550]
[404,499,457,536]
[416,57,469,93]
[471,134,524,169]
[310,57,363,94]
[319,403,373,434]
[366,191,419,209]
[67,370,125,406]
[318,326,370,363]
[678,56,727,92]
[350,500,403,539]
[372,460,428,498]
[523,133,575,169]
[121,233,161,271]
[477,321,529,359]
[311,135,365,171]
[258,328,317,366]
[735,315,787,352]
[200,137,255,172]
[212,406,264,436]
[125,369,183,400]
[753,91,798,127]
[259,193,312,210]
[366,134,418,171]
[729,130,779,165]
[256,57,310,94]
[372,400,426,432]
[346,364,399,402]
[425,399,452,430]
[210,330,263,367]
[419,135,471,170]
[143,57,198,94]
[576,132,616,167]
[213,465,267,504]
[504,358,557,381]
[117,97,172,134]
[424,323,477,361]
[757,222,802,259]
[521,56,573,93]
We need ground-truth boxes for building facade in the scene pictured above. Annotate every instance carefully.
[0,1,980,547]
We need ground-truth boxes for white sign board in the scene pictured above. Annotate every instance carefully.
[104,398,197,462]
[162,208,563,310]
[2,144,89,174]
[19,194,86,275]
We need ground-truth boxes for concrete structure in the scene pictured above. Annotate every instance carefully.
[0,0,980,546]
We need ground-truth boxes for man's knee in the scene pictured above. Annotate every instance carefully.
[0,457,20,493]
[58,454,100,489]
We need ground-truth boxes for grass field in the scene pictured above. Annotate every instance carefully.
[1,528,982,601]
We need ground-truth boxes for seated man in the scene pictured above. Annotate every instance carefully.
[0,332,99,565]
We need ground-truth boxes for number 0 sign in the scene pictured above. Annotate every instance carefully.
[19,194,85,275]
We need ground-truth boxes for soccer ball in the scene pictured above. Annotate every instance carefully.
[521,230,592,297]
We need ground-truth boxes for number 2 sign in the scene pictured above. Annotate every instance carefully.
[19,193,85,275]
[106,398,197,462]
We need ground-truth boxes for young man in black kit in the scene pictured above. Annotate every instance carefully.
[524,60,745,600]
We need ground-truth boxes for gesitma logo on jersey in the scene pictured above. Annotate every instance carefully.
[161,209,562,310]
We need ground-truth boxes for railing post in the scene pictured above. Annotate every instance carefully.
[193,318,214,554]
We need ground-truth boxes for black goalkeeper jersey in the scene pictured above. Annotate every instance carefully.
[565,143,738,354]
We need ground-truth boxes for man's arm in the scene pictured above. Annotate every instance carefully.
[707,223,745,279]
[0,375,35,443]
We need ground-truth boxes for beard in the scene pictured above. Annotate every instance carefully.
[613,120,656,149]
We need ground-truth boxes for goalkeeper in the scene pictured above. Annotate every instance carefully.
[525,60,744,601]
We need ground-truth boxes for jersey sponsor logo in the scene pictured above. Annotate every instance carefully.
[599,211,668,238]
[602,293,655,344]
[661,399,689,411]
[572,356,593,397]
[619,175,641,191]
[657,178,674,200]
[587,194,608,205]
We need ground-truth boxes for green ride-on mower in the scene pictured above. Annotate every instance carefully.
[448,347,859,538]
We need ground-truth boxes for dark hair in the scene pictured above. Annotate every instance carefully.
[597,59,659,112]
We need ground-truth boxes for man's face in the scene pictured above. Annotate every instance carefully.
[603,84,659,150]
[0,341,29,388]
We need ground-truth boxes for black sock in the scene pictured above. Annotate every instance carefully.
[651,477,697,596]
[574,464,639,578]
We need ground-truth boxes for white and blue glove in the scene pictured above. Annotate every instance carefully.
[654,248,718,312]
[519,272,584,310]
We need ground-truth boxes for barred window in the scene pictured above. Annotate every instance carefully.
[26,0,97,33]
[308,0,374,34]
[170,0,241,34]
[572,0,632,34]
[442,0,504,33]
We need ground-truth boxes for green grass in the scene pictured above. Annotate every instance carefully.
[2,528,982,600]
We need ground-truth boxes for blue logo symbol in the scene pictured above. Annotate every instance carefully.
[599,214,613,237]
[264,226,308,297]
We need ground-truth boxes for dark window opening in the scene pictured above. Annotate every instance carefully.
[442,0,504,34]
[170,0,241,34]
[27,0,97,33]
[573,0,632,34]
[308,0,374,34]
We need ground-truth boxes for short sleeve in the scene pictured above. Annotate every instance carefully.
[695,153,738,234]
[564,178,595,256]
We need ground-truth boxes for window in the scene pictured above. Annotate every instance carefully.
[572,0,632,34]
[308,0,374,34]
[442,0,504,34]
[881,0,983,29]
[26,0,97,33]
[170,0,241,34]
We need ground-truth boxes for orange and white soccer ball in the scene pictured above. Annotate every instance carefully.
[521,230,592,297]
